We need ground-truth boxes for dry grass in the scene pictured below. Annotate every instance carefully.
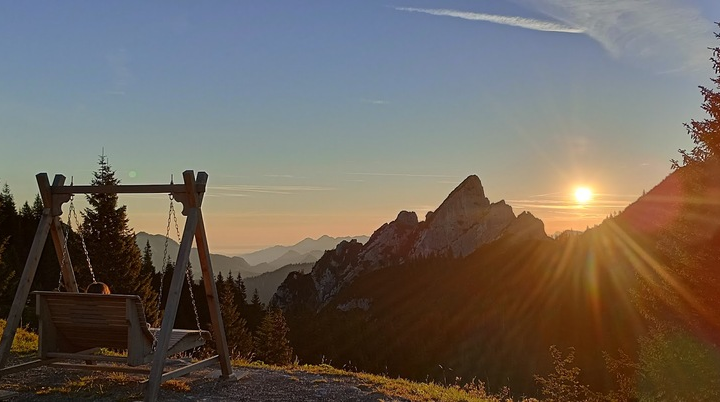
[33,372,140,398]
[235,361,536,402]
[0,323,536,401]
[0,319,38,355]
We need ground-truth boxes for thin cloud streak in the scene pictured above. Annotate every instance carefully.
[360,98,390,105]
[209,184,333,196]
[394,6,584,33]
[518,0,715,72]
[347,172,460,178]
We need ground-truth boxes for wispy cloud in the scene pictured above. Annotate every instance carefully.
[209,184,332,196]
[396,1,714,73]
[347,172,460,178]
[507,191,639,217]
[360,98,390,105]
[517,0,714,72]
[394,6,584,33]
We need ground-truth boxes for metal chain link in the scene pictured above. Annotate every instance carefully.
[170,203,204,337]
[57,213,72,291]
[153,194,204,351]
[152,195,175,351]
[69,197,96,283]
[156,195,174,323]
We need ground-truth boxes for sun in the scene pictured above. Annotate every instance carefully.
[574,187,593,204]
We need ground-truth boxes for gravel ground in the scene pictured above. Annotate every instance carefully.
[0,357,408,401]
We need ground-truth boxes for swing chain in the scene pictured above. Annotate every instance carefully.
[154,193,205,349]
[57,213,72,291]
[69,196,97,284]
[156,195,175,324]
[169,200,204,339]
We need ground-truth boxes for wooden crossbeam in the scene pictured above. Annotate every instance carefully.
[141,355,220,385]
[49,183,204,195]
[49,363,152,375]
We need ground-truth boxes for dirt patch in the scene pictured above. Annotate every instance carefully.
[0,357,406,401]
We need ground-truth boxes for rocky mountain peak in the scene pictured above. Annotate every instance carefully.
[272,174,549,311]
[411,177,512,258]
[501,211,547,241]
[426,175,490,225]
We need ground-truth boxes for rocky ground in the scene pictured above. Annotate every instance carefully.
[0,357,409,401]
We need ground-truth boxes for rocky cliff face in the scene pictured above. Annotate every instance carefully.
[271,175,548,310]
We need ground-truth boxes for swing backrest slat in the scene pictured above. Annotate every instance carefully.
[34,291,154,364]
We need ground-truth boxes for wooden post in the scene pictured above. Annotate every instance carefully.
[49,217,79,292]
[0,212,53,369]
[144,206,200,401]
[39,175,78,293]
[192,173,232,376]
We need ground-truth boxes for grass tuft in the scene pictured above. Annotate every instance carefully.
[231,360,532,402]
[0,319,38,355]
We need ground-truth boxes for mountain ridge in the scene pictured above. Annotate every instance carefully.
[273,175,548,310]
[135,233,370,279]
[272,163,720,396]
[239,235,370,266]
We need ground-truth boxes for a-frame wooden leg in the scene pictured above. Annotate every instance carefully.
[195,209,232,376]
[145,207,200,402]
[191,171,232,377]
[0,212,53,369]
[49,217,79,292]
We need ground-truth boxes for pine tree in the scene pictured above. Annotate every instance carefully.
[18,202,32,220]
[234,272,248,308]
[0,238,15,306]
[215,271,225,295]
[0,183,17,236]
[80,154,157,318]
[0,183,18,250]
[246,288,265,332]
[31,194,43,221]
[0,184,21,290]
[675,23,720,167]
[253,308,293,365]
[142,241,155,275]
[251,288,262,307]
[140,241,159,323]
[218,273,253,358]
[17,194,58,292]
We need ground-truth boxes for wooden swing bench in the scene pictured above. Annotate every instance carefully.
[0,291,214,380]
[0,171,234,401]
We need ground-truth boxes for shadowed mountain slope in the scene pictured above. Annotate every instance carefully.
[272,166,720,396]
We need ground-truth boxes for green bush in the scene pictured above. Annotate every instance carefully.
[637,328,720,401]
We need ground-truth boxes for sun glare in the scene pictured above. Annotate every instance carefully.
[574,187,593,204]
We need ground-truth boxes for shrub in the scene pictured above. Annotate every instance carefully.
[0,318,38,354]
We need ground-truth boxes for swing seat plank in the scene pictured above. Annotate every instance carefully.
[34,291,207,367]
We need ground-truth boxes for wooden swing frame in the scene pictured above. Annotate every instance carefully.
[0,170,232,401]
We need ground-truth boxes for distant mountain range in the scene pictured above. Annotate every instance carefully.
[244,262,314,304]
[135,233,369,281]
[238,235,369,266]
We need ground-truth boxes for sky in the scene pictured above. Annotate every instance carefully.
[1,1,718,255]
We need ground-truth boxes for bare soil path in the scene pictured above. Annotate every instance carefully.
[0,357,407,401]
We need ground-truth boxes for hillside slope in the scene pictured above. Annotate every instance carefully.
[273,165,720,396]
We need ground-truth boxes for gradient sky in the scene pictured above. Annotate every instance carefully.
[1,1,718,255]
